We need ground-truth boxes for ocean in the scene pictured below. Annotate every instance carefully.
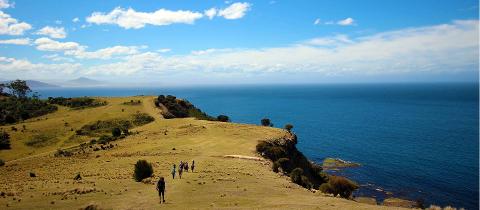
[34,83,479,209]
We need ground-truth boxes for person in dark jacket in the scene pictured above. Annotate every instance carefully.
[191,160,195,172]
[156,177,166,203]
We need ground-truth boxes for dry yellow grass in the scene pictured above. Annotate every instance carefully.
[0,96,409,209]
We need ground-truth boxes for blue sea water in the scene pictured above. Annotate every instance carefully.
[34,83,479,209]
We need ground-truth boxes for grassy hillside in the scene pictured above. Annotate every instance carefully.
[0,96,406,209]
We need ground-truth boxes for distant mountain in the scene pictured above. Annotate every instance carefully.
[0,80,59,88]
[65,77,104,87]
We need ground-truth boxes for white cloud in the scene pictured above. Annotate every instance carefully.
[35,26,67,39]
[0,38,30,45]
[0,11,31,35]
[314,18,321,25]
[42,54,75,62]
[337,17,354,26]
[72,17,80,22]
[34,37,143,60]
[86,7,204,29]
[217,2,251,19]
[204,8,217,20]
[0,0,12,9]
[82,20,478,80]
[157,48,171,53]
[34,37,83,52]
[55,20,62,24]
[0,56,81,80]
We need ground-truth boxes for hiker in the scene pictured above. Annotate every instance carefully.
[191,160,195,172]
[156,177,166,203]
[184,162,189,172]
[178,162,183,179]
[171,164,176,179]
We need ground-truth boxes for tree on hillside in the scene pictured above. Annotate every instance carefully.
[217,115,230,122]
[284,124,293,132]
[7,80,31,98]
[261,118,273,127]
[0,131,11,150]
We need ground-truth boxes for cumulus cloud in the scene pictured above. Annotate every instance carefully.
[82,20,478,80]
[72,17,79,22]
[34,37,143,59]
[337,17,354,26]
[0,0,12,9]
[34,37,83,52]
[35,26,67,39]
[0,56,81,80]
[86,7,204,29]
[157,48,171,53]
[0,38,30,45]
[204,8,217,20]
[0,11,31,35]
[217,2,251,19]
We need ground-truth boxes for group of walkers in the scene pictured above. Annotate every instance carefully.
[171,160,195,179]
[156,160,196,204]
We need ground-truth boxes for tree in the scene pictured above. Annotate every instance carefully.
[112,127,122,137]
[0,131,11,150]
[320,176,359,199]
[284,124,293,132]
[134,160,153,182]
[217,115,230,122]
[261,118,273,127]
[7,80,31,98]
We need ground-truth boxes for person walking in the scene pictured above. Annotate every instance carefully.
[191,160,195,172]
[156,177,166,203]
[184,162,189,172]
[178,162,183,179]
[171,164,176,179]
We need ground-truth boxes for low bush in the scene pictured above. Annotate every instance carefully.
[272,161,280,173]
[319,176,358,199]
[290,168,304,184]
[276,158,292,173]
[217,115,230,122]
[54,149,73,157]
[0,159,4,166]
[134,160,153,182]
[284,124,293,132]
[0,131,11,150]
[48,97,106,109]
[132,113,155,126]
[261,118,273,127]
[122,100,142,105]
[112,127,121,137]
[155,95,215,120]
[25,134,54,148]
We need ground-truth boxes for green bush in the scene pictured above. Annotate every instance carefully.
[256,141,269,153]
[276,158,292,173]
[134,160,153,182]
[290,168,304,184]
[217,115,230,122]
[264,146,286,161]
[284,124,293,132]
[112,127,121,137]
[0,159,4,166]
[319,176,358,199]
[98,135,113,144]
[0,131,11,150]
[272,161,280,173]
[25,134,53,148]
[301,175,313,189]
[48,97,106,109]
[156,95,215,120]
[261,118,273,126]
[132,113,154,126]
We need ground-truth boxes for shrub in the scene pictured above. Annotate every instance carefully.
[132,113,154,126]
[217,115,230,122]
[261,118,273,127]
[272,161,280,173]
[276,158,292,173]
[112,127,122,137]
[0,131,11,150]
[301,175,313,189]
[25,134,53,147]
[98,135,113,144]
[0,159,4,166]
[264,146,286,161]
[134,160,153,182]
[256,141,269,153]
[284,124,293,132]
[290,168,304,184]
[320,176,358,199]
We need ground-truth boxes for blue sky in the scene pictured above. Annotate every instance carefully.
[0,0,478,85]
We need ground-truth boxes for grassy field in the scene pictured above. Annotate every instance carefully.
[0,96,407,209]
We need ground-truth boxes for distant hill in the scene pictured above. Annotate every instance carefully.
[65,77,104,87]
[0,80,59,88]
